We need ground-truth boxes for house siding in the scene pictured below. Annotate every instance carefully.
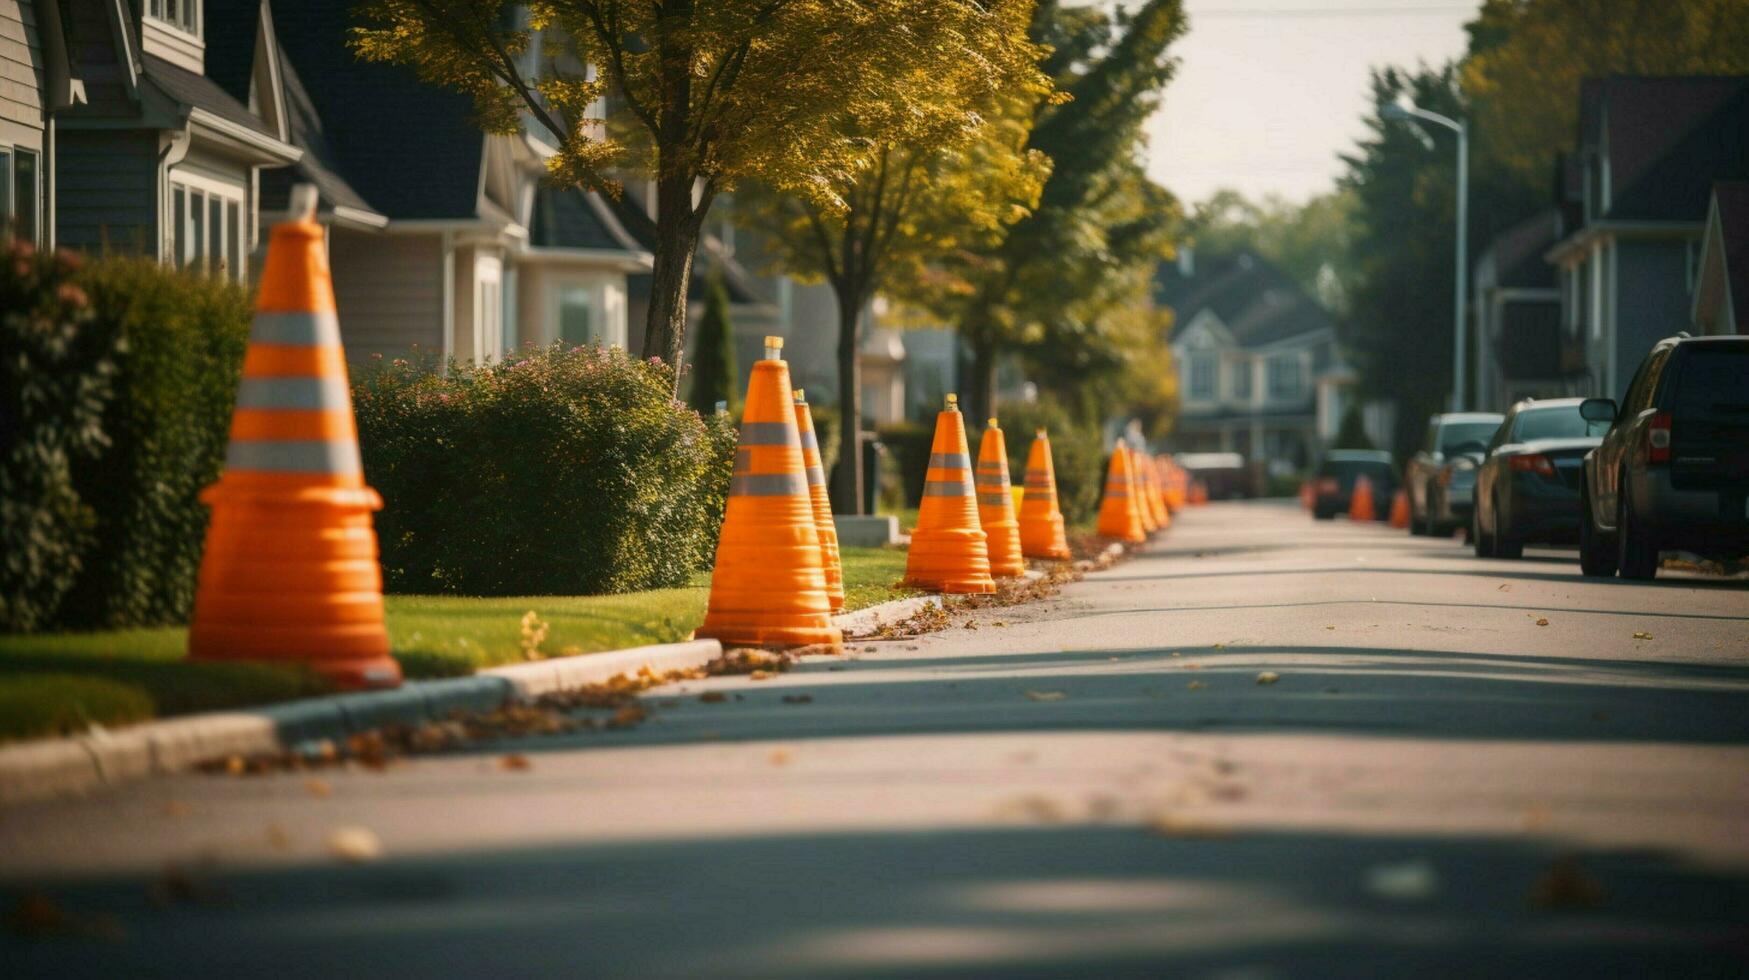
[55,128,158,253]
[329,229,445,362]
[0,0,43,142]
[1610,239,1692,400]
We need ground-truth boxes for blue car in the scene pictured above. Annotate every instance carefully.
[1472,398,1610,559]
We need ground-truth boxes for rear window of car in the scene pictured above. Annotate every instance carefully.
[1512,406,1608,441]
[1666,345,1749,418]
[1438,421,1499,452]
[1319,460,1392,480]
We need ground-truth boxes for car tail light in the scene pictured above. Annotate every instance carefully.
[1317,477,1339,494]
[1508,454,1555,476]
[1646,411,1672,463]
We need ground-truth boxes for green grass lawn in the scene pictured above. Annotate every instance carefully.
[0,546,918,743]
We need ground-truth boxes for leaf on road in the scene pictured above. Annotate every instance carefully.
[1148,812,1231,838]
[1498,583,1511,591]
[305,778,332,798]
[1632,631,1653,640]
[699,691,727,703]
[1187,681,1206,691]
[782,694,813,704]
[1024,690,1067,702]
[1536,618,1549,626]
[499,754,531,772]
[1325,625,1336,630]
[163,800,192,817]
[327,826,383,864]
[1256,671,1280,685]
[1365,860,1440,901]
[1530,857,1606,909]
[769,749,793,766]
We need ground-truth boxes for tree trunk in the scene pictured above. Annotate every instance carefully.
[643,175,702,394]
[964,327,999,423]
[830,286,866,516]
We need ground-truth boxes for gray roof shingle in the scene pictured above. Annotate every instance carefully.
[1157,251,1335,348]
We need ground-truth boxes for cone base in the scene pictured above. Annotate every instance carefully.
[905,575,998,594]
[189,622,400,690]
[696,618,843,650]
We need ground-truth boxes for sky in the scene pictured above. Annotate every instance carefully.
[1141,0,1481,206]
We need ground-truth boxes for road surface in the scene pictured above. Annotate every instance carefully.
[5,500,1748,977]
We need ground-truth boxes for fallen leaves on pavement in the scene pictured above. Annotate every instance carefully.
[1632,631,1653,640]
[326,826,383,864]
[1536,618,1549,626]
[1024,690,1067,702]
[499,754,531,771]
[1255,671,1280,685]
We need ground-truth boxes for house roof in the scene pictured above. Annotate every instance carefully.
[1156,251,1336,348]
[139,52,278,138]
[1577,77,1749,223]
[1481,210,1561,290]
[204,0,484,221]
[529,185,645,253]
[1708,181,1749,332]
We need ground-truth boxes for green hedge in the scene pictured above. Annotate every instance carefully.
[64,258,251,628]
[354,344,735,595]
[0,243,118,632]
[875,421,932,506]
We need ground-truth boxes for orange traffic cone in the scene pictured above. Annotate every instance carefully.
[1163,457,1187,512]
[697,338,842,649]
[1140,451,1171,530]
[1132,450,1159,534]
[1189,480,1209,505]
[1097,445,1147,543]
[1018,429,1072,560]
[794,389,845,612]
[975,419,1026,578]
[1348,474,1378,521]
[905,395,997,593]
[1299,480,1314,510]
[1388,489,1410,529]
[188,186,399,689]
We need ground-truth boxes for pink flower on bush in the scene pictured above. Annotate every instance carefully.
[55,283,89,309]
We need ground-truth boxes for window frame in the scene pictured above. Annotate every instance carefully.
[1187,351,1217,400]
[168,172,247,282]
[0,144,42,245]
[1266,354,1303,400]
[147,0,202,37]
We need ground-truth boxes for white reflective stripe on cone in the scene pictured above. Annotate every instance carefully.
[249,311,343,347]
[226,439,364,474]
[236,376,352,410]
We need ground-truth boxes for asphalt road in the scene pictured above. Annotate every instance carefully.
[5,500,1749,978]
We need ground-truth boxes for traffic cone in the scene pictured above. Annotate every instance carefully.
[1163,457,1187,512]
[188,185,399,689]
[1097,445,1147,543]
[1132,450,1159,534]
[1299,480,1314,510]
[794,389,845,612]
[1190,480,1209,505]
[1140,451,1171,530]
[1348,474,1377,521]
[697,337,842,649]
[975,419,1026,578]
[1388,489,1410,529]
[1018,429,1071,560]
[904,395,997,593]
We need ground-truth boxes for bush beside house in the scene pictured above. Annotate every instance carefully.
[997,400,1103,526]
[354,345,735,596]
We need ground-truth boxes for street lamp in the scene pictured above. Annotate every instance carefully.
[1382,100,1469,413]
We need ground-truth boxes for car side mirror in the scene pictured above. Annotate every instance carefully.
[1579,398,1617,424]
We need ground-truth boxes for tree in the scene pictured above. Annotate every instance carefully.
[942,0,1188,421]
[351,0,1038,388]
[730,4,1050,513]
[1332,404,1374,451]
[1185,188,1358,315]
[686,271,735,416]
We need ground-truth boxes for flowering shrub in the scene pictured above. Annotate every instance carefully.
[354,344,735,596]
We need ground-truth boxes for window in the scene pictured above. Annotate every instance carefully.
[0,147,40,244]
[1229,359,1252,400]
[169,176,246,281]
[559,287,594,346]
[1267,355,1302,399]
[147,0,200,35]
[1188,352,1216,400]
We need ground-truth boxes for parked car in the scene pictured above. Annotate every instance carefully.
[1405,412,1505,535]
[1426,436,1493,537]
[1175,452,1248,499]
[1473,398,1609,559]
[1311,450,1396,520]
[1578,335,1749,580]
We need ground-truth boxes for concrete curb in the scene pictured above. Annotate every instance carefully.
[833,594,945,638]
[0,639,724,808]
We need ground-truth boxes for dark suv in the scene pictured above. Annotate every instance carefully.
[1578,335,1749,580]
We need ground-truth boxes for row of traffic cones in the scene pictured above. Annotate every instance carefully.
[185,189,1190,686]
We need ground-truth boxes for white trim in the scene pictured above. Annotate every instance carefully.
[441,231,456,368]
[331,205,390,230]
[253,1,290,143]
[187,108,301,163]
[520,245,653,273]
[105,0,141,95]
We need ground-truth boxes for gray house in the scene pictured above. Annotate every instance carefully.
[1472,210,1568,410]
[1545,76,1749,400]
[1156,248,1355,473]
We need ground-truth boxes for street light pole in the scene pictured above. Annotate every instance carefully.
[1382,102,1469,412]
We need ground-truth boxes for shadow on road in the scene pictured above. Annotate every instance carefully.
[8,826,1746,977]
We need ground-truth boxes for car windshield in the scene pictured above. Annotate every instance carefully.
[1513,406,1607,441]
[1668,346,1749,418]
[1438,421,1499,452]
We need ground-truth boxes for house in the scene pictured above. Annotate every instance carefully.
[1544,76,1749,400]
[1691,182,1749,336]
[7,0,302,265]
[215,0,649,363]
[1156,248,1355,474]
[1472,210,1569,410]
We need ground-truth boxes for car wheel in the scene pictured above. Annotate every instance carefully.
[1473,505,1495,558]
[1578,481,1617,577]
[1617,477,1658,580]
[1494,496,1523,561]
[1409,495,1430,536]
